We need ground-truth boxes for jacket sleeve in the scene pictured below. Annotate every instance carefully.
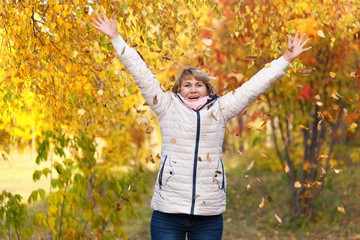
[219,57,290,122]
[111,36,172,119]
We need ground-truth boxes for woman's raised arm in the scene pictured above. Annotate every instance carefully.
[90,10,172,119]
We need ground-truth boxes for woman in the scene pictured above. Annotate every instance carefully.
[91,9,311,240]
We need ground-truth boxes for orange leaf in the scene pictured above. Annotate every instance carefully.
[211,112,218,121]
[153,96,158,104]
[116,203,122,211]
[337,206,346,214]
[206,153,211,162]
[203,122,209,125]
[194,194,200,199]
[260,153,268,159]
[198,156,202,161]
[69,147,78,155]
[170,138,176,144]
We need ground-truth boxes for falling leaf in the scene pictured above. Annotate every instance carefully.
[317,30,325,38]
[203,122,209,125]
[194,194,200,199]
[91,194,96,202]
[206,153,211,162]
[350,123,358,131]
[334,169,341,174]
[314,94,321,100]
[246,160,255,171]
[69,147,78,155]
[316,102,323,107]
[97,89,103,96]
[317,119,323,131]
[299,124,311,131]
[78,109,86,115]
[322,77,330,89]
[171,138,176,144]
[274,214,282,224]
[244,175,250,179]
[265,63,271,68]
[153,96,158,104]
[259,197,265,208]
[121,46,126,55]
[337,206,346,214]
[116,202,122,211]
[198,156,202,161]
[260,153,268,159]
[284,163,290,173]
[146,155,155,163]
[246,184,251,191]
[203,201,206,205]
[202,39,212,46]
[317,155,328,160]
[321,167,327,175]
[215,170,222,174]
[238,150,244,157]
[267,195,272,202]
[256,178,262,184]
[329,72,336,78]
[211,112,218,121]
[294,181,301,188]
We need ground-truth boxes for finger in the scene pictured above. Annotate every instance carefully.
[298,33,307,44]
[101,9,109,21]
[90,23,101,30]
[112,12,116,22]
[300,38,311,48]
[294,30,300,43]
[94,12,103,22]
[302,46,312,52]
[91,17,101,27]
[287,35,292,46]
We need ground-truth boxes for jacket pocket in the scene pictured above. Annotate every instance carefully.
[158,156,175,189]
[213,158,225,190]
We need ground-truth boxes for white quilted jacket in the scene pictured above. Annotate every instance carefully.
[112,36,289,216]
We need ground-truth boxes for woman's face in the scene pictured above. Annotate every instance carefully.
[179,76,207,102]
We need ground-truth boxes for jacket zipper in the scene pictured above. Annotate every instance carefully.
[158,156,168,189]
[190,111,201,215]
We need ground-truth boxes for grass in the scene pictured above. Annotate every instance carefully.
[1,150,360,239]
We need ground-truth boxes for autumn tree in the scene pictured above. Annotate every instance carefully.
[192,0,360,219]
[0,0,220,238]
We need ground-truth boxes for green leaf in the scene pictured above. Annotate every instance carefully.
[38,189,46,200]
[100,36,106,43]
[33,170,42,182]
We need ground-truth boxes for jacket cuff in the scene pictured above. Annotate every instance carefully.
[111,35,127,53]
[275,56,290,70]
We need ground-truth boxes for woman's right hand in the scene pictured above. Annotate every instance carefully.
[90,9,119,40]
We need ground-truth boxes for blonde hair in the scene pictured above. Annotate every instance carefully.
[172,67,215,95]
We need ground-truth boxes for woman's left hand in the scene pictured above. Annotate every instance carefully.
[283,30,312,63]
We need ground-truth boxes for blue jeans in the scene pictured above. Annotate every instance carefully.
[151,210,223,240]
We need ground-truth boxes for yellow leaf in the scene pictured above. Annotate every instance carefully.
[78,109,85,115]
[265,63,271,68]
[294,181,301,188]
[252,23,258,31]
[350,123,358,132]
[317,30,325,38]
[337,206,346,214]
[329,72,336,78]
[259,197,265,208]
[284,163,290,173]
[334,169,341,174]
[171,138,176,144]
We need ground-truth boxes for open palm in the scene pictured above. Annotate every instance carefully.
[90,9,119,40]
[283,30,312,62]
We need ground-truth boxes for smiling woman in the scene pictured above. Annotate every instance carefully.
[90,8,311,240]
